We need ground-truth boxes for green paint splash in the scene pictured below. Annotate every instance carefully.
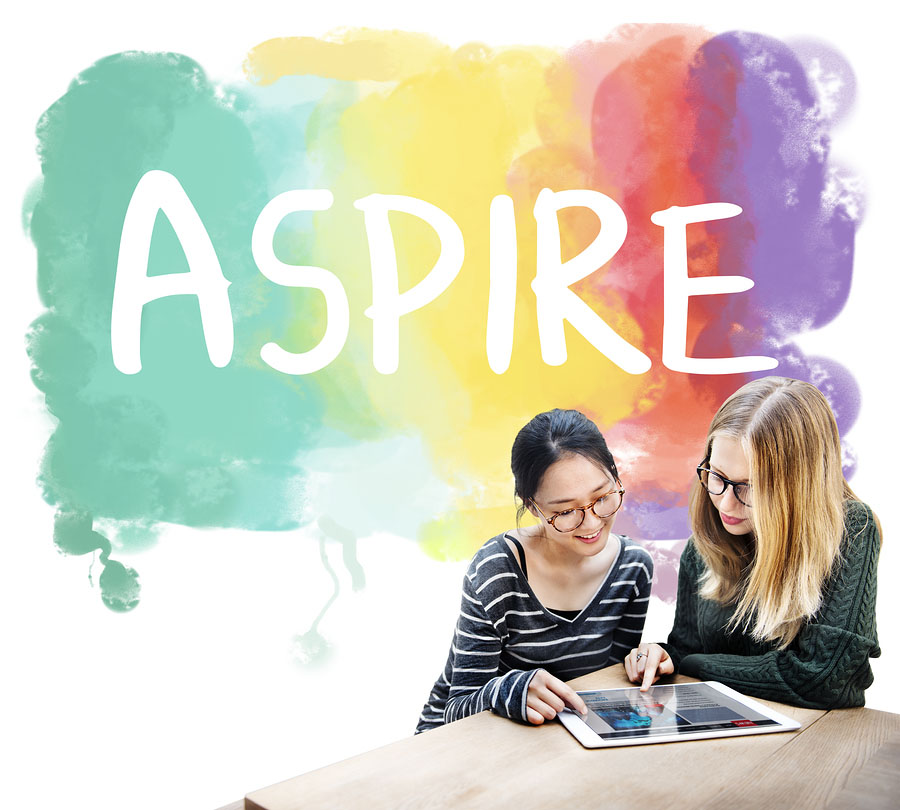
[26,51,415,612]
[54,510,140,611]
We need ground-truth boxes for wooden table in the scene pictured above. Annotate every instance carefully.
[240,666,900,809]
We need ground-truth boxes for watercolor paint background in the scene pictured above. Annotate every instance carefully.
[3,4,897,810]
[26,23,863,611]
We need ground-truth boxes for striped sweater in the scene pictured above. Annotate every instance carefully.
[416,533,653,732]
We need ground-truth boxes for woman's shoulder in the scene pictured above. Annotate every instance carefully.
[461,532,528,606]
[616,535,654,566]
[465,531,518,577]
[678,536,706,573]
[844,499,875,528]
[842,500,881,550]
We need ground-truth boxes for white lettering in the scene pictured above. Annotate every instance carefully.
[252,190,349,374]
[355,194,464,374]
[111,170,233,374]
[651,203,778,374]
[532,188,651,374]
[487,195,517,374]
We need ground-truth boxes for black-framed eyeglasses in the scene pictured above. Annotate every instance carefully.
[696,463,752,507]
[531,489,625,533]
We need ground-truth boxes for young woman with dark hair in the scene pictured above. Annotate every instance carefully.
[625,377,881,709]
[416,409,653,732]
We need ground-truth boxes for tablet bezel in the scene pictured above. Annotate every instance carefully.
[557,680,802,748]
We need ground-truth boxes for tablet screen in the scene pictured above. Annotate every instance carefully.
[577,682,781,740]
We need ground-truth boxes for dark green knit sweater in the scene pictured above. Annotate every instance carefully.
[662,500,880,709]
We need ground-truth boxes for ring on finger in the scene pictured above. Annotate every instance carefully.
[635,652,646,661]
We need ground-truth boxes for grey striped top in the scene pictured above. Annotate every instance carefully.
[416,532,653,732]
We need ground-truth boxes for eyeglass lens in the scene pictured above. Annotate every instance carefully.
[552,491,623,532]
[700,470,752,506]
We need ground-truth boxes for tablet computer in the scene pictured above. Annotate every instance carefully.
[558,681,801,748]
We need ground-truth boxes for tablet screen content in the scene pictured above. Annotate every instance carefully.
[559,681,801,748]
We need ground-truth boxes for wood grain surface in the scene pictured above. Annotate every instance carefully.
[243,667,834,810]
[702,711,900,810]
[828,729,900,810]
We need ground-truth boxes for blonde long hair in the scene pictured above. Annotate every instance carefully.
[689,376,862,648]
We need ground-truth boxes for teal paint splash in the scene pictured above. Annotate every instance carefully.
[27,52,398,611]
[54,510,140,611]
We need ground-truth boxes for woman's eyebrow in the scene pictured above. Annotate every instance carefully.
[708,464,749,483]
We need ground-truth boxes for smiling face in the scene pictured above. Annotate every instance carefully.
[529,453,620,556]
[706,435,753,536]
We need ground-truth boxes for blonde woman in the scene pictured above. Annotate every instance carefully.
[625,377,880,709]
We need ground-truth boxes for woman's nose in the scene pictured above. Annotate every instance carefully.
[580,509,604,532]
[719,486,742,510]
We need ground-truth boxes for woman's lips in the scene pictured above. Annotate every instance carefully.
[576,528,603,543]
[720,512,746,526]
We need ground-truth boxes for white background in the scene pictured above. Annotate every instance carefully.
[3,3,897,809]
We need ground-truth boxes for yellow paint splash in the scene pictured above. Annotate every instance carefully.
[244,29,452,85]
[245,30,661,556]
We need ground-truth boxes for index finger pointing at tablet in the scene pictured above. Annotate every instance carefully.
[567,687,588,717]
[552,677,588,716]
[641,644,673,691]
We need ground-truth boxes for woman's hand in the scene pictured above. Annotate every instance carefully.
[624,644,675,690]
[525,669,588,724]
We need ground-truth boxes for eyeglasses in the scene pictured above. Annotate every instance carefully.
[531,489,625,533]
[696,463,752,507]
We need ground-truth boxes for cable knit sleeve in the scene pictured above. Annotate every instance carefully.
[663,502,880,709]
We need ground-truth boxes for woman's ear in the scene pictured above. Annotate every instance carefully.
[524,498,539,519]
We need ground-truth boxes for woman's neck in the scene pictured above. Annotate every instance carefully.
[522,525,619,575]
